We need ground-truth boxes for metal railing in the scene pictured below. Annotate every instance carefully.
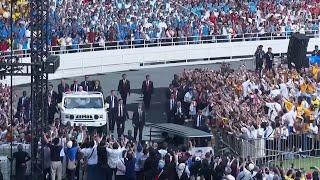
[220,131,320,169]
[0,143,31,179]
[1,30,319,59]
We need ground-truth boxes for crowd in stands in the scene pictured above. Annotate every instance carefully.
[0,0,319,52]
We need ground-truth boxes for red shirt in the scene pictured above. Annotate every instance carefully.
[0,40,9,52]
[209,15,217,25]
[87,32,96,44]
[230,12,238,23]
[51,36,58,46]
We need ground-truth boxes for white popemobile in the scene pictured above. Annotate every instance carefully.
[58,91,108,127]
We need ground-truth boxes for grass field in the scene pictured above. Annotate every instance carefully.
[274,157,320,171]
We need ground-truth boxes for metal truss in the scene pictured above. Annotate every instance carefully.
[0,0,49,179]
[29,0,49,178]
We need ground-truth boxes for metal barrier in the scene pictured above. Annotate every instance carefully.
[220,131,320,169]
[0,143,85,179]
[0,143,31,177]
[1,30,319,59]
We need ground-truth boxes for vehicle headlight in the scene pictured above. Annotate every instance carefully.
[99,115,103,118]
[70,115,75,120]
[94,115,99,119]
[65,114,70,118]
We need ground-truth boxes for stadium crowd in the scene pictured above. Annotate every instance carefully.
[0,0,319,52]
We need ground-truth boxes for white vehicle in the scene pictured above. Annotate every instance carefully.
[59,92,107,127]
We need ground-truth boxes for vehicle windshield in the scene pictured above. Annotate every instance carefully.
[63,97,103,109]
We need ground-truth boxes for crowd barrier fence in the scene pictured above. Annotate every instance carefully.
[220,131,320,169]
[1,30,319,59]
[0,143,31,178]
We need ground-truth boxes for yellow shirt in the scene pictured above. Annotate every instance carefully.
[291,71,300,80]
[306,84,316,94]
[300,83,307,93]
[304,108,313,120]
[235,83,242,94]
[284,100,294,111]
[312,65,319,80]
[285,175,294,180]
[297,104,304,117]
[312,99,320,109]
[17,0,28,5]
[13,12,21,21]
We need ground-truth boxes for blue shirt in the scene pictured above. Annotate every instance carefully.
[65,147,77,161]
[0,27,9,39]
[249,2,257,13]
[18,27,26,40]
[125,158,136,178]
[202,25,210,36]
[22,40,28,50]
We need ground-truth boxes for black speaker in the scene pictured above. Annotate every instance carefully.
[287,33,309,70]
[45,55,60,73]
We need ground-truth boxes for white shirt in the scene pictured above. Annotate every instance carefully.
[302,100,310,109]
[170,99,175,110]
[242,80,251,97]
[76,132,83,144]
[98,38,105,47]
[184,92,193,103]
[282,110,296,127]
[111,96,115,108]
[264,125,274,140]
[59,38,66,46]
[308,124,319,138]
[118,105,123,117]
[280,127,289,139]
[189,104,196,116]
[0,129,7,140]
[158,21,167,31]
[266,102,282,121]
[279,83,289,99]
[106,147,125,168]
[81,146,98,165]
[66,37,72,46]
[116,158,126,175]
[158,149,167,158]
[25,30,31,38]
[269,89,281,98]
[249,129,258,139]
[257,128,264,139]
[196,115,202,127]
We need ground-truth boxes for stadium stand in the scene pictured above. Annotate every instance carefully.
[0,0,319,53]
